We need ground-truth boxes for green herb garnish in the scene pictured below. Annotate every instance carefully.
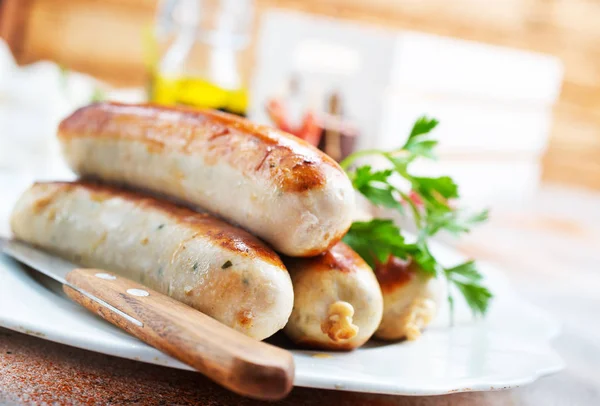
[90,87,106,103]
[350,167,403,211]
[444,260,492,319]
[342,219,409,268]
[58,65,69,92]
[221,260,233,269]
[341,116,492,319]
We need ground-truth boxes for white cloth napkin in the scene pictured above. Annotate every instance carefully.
[0,39,145,179]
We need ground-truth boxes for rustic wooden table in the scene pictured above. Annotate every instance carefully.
[1,184,598,405]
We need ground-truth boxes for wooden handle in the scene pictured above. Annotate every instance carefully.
[62,268,294,400]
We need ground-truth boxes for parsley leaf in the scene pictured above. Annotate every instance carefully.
[405,139,438,160]
[350,166,403,211]
[342,219,410,268]
[385,161,459,214]
[454,281,493,316]
[412,176,459,205]
[406,240,438,276]
[90,87,106,103]
[402,117,440,160]
[445,260,482,282]
[353,166,392,185]
[405,116,439,143]
[426,208,489,236]
[445,261,493,317]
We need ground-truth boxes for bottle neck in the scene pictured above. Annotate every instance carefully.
[208,46,241,90]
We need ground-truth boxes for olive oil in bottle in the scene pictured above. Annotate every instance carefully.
[151,75,248,116]
[150,0,253,116]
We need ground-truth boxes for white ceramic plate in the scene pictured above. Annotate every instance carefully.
[0,244,564,396]
[0,177,564,396]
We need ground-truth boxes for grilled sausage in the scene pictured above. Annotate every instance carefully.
[57,102,355,257]
[10,181,294,340]
[374,257,442,341]
[283,243,383,350]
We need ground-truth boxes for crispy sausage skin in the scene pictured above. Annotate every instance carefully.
[283,243,383,350]
[374,257,442,341]
[57,102,355,257]
[10,181,294,340]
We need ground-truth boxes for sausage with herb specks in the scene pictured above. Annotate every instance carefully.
[283,243,383,350]
[10,181,294,340]
[57,102,355,257]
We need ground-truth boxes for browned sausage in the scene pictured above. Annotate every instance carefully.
[58,102,355,257]
[374,257,442,341]
[283,243,383,350]
[10,181,294,340]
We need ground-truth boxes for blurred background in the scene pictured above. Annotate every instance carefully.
[0,0,599,210]
[1,3,600,401]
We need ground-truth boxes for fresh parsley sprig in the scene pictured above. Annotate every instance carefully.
[340,116,492,319]
[426,208,489,237]
[342,219,410,268]
[350,167,404,211]
[444,261,492,324]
